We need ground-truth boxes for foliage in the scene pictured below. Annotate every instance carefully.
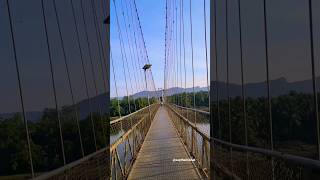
[166,91,209,108]
[1,90,320,175]
[171,90,318,157]
[0,106,107,175]
[110,97,157,118]
[212,91,318,157]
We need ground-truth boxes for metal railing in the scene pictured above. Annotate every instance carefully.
[212,138,320,180]
[110,104,156,139]
[30,104,159,180]
[170,104,210,136]
[166,104,210,179]
[33,147,108,180]
[110,103,160,180]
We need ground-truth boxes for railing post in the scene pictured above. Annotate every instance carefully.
[124,142,127,176]
[111,152,114,180]
[191,128,195,155]
[202,136,205,167]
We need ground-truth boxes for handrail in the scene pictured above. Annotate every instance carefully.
[110,103,156,124]
[168,104,210,141]
[166,103,210,179]
[110,103,160,179]
[171,103,320,174]
[33,104,159,180]
[33,147,108,180]
[214,138,320,169]
[171,104,210,115]
[110,115,146,149]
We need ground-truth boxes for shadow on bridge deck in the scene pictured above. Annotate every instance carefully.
[127,106,201,180]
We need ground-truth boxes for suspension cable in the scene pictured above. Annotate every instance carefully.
[89,0,109,147]
[128,0,146,95]
[79,0,99,151]
[168,0,174,98]
[203,0,210,104]
[40,0,66,165]
[133,0,157,94]
[53,0,86,155]
[226,0,230,144]
[127,0,147,108]
[112,0,132,116]
[124,0,142,94]
[173,0,177,105]
[181,0,187,108]
[5,0,34,177]
[90,0,108,93]
[175,0,179,106]
[179,0,183,106]
[189,0,196,125]
[262,0,275,178]
[69,0,95,154]
[236,0,249,178]
[307,0,320,160]
[164,0,168,100]
[119,0,138,111]
[111,52,122,118]
[225,0,234,174]
[98,0,109,87]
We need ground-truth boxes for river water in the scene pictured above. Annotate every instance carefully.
[196,123,210,136]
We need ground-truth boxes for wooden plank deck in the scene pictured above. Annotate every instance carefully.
[127,106,201,180]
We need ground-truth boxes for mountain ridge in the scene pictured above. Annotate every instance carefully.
[0,93,107,122]
[2,77,319,121]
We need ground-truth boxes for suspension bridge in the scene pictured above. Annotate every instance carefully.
[110,0,210,179]
[1,0,320,179]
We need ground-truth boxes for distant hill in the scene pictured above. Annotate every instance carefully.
[0,111,42,122]
[114,77,318,99]
[130,86,209,99]
[2,77,319,122]
[77,93,108,119]
[215,77,315,98]
[0,93,108,122]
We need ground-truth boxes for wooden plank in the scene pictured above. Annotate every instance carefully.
[128,107,201,180]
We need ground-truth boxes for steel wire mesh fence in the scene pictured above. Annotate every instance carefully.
[212,139,320,180]
[166,104,210,179]
[33,148,109,180]
[110,103,160,180]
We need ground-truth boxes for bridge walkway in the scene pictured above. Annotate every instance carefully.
[127,106,201,180]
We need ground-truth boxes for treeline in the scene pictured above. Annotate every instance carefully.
[213,91,318,158]
[0,107,107,176]
[168,90,318,158]
[166,91,209,109]
[110,97,157,118]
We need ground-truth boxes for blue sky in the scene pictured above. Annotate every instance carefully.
[110,0,210,97]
